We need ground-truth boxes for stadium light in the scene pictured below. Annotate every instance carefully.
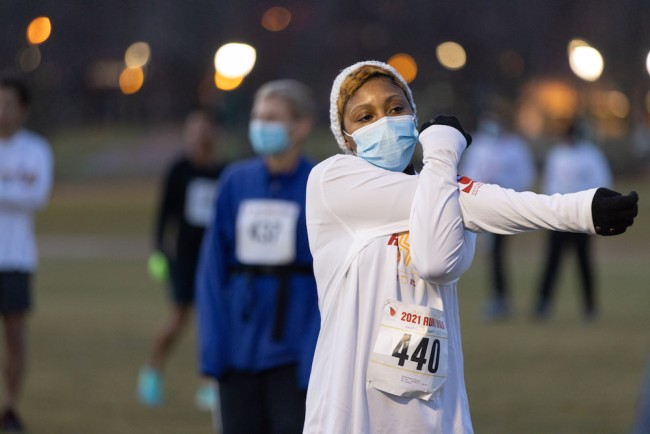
[388,53,417,83]
[125,42,151,68]
[568,39,604,82]
[436,41,466,71]
[19,46,41,72]
[214,43,256,79]
[26,16,52,45]
[214,71,244,91]
[119,67,144,94]
[261,7,292,32]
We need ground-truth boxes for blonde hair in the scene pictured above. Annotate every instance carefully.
[329,61,416,153]
[337,66,412,133]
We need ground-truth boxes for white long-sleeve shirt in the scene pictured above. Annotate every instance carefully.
[543,140,612,194]
[0,129,53,271]
[304,125,596,433]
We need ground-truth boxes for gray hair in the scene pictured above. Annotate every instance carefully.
[254,79,316,120]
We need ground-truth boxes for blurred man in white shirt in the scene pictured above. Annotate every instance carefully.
[0,75,53,431]
[534,121,612,320]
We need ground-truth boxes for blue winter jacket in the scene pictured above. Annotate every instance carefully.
[197,156,320,389]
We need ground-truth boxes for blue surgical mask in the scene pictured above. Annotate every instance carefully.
[345,115,418,172]
[248,120,290,155]
[479,119,501,138]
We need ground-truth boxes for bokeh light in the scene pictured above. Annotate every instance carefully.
[119,67,144,94]
[535,81,578,119]
[18,46,41,72]
[261,6,292,32]
[125,42,151,68]
[568,39,588,51]
[568,39,604,82]
[388,53,417,83]
[26,16,52,45]
[606,91,629,118]
[517,102,546,138]
[214,71,244,91]
[436,41,466,70]
[589,90,630,120]
[87,60,122,89]
[518,80,578,138]
[646,50,650,77]
[214,43,256,78]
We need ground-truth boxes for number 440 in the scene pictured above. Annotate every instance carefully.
[392,334,441,373]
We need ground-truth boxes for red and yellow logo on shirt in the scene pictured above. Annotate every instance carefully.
[387,232,411,266]
[388,232,419,288]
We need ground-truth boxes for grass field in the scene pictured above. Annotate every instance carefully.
[12,173,650,433]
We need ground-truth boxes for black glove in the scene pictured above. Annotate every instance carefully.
[591,188,639,236]
[419,115,472,147]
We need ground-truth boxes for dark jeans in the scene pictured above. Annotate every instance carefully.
[491,234,508,300]
[219,365,306,434]
[537,231,594,314]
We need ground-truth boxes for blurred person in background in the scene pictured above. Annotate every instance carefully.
[138,109,224,409]
[460,110,536,320]
[303,60,638,433]
[196,79,320,434]
[533,121,613,321]
[633,353,650,434]
[631,106,650,164]
[0,75,53,432]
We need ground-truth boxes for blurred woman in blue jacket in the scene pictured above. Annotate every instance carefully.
[196,79,319,434]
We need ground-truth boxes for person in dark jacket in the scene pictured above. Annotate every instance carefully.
[138,109,223,408]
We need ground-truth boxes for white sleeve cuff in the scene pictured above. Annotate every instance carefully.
[418,124,467,165]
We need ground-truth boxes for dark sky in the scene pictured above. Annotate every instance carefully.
[3,0,650,131]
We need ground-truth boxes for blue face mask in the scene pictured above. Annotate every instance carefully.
[248,120,290,156]
[345,115,418,172]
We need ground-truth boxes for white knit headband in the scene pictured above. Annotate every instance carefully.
[329,60,417,153]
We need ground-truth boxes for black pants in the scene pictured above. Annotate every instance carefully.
[491,234,508,300]
[0,271,31,315]
[219,365,306,434]
[537,231,595,313]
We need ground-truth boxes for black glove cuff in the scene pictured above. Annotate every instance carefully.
[419,115,472,146]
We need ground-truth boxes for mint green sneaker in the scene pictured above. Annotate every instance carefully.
[195,382,218,411]
[138,367,163,406]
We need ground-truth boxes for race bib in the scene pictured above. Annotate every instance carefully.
[367,299,448,400]
[235,199,300,265]
[185,178,218,227]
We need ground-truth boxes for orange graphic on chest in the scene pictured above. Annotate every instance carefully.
[388,232,411,266]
